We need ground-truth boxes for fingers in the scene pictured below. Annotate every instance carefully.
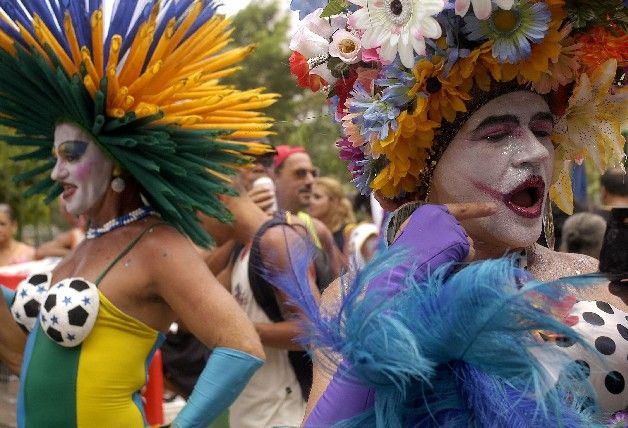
[463,236,476,263]
[247,187,276,215]
[445,202,497,221]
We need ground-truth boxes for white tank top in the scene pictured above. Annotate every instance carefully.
[229,247,306,428]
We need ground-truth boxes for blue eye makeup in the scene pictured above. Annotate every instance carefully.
[54,140,88,162]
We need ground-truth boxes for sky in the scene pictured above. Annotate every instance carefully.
[217,0,293,17]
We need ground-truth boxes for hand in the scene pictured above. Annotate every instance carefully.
[247,186,276,215]
[383,203,496,290]
[393,202,496,263]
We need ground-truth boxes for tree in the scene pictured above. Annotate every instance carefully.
[0,131,52,241]
[224,0,348,181]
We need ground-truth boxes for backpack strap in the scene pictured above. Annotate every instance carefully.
[247,216,313,399]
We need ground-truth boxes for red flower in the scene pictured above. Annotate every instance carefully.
[289,51,326,92]
[333,69,358,118]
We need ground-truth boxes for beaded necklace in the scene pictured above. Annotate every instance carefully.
[86,206,158,239]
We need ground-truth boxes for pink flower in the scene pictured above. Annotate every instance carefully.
[329,30,362,64]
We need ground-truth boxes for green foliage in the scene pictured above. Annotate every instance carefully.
[565,0,628,31]
[224,0,349,182]
[321,0,350,18]
[0,133,51,239]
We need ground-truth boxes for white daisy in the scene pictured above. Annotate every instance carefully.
[348,0,445,68]
[455,0,514,20]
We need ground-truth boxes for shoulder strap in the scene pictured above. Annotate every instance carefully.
[297,211,322,249]
[248,217,288,322]
[247,217,313,399]
[95,222,167,286]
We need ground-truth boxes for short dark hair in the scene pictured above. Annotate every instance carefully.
[601,168,628,196]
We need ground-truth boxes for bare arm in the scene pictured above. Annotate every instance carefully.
[148,229,264,359]
[35,230,74,259]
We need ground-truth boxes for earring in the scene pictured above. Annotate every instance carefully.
[111,166,125,193]
[542,200,555,251]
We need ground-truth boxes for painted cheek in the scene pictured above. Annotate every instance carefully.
[74,161,94,182]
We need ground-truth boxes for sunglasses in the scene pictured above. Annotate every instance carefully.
[294,167,320,179]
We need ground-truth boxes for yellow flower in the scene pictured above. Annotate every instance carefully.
[550,59,628,213]
[410,58,471,123]
[370,105,440,197]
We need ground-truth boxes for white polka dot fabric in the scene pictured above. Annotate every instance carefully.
[553,300,628,415]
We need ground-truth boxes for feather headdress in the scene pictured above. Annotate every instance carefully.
[0,0,278,246]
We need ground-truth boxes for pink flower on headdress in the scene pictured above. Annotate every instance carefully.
[455,0,514,20]
[329,30,363,64]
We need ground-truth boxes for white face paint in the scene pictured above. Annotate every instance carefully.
[430,91,555,251]
[51,123,113,216]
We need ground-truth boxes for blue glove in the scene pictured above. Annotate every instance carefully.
[2,285,15,310]
[172,347,263,428]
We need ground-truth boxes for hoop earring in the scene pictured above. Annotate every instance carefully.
[111,166,125,193]
[542,201,555,251]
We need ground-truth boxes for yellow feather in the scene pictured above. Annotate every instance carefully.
[128,61,162,99]
[91,9,104,76]
[32,16,75,74]
[118,20,156,87]
[63,12,82,68]
[16,22,50,64]
[81,48,101,90]
[83,75,97,98]
[0,31,16,55]
[145,18,176,69]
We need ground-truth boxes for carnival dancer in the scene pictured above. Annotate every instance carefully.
[287,0,628,426]
[0,1,279,427]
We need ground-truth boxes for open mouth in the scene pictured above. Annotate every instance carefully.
[61,183,77,200]
[504,176,545,218]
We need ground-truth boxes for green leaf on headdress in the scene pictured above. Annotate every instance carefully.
[566,0,628,32]
[321,0,350,18]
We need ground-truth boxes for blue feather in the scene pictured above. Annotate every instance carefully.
[271,240,607,427]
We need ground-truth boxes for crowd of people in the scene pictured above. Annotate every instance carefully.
[0,0,626,428]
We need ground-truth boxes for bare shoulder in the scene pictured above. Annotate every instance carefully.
[135,222,204,267]
[529,245,626,311]
[320,275,349,317]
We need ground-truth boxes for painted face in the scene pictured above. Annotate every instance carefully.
[429,91,555,251]
[274,152,319,212]
[309,183,332,220]
[51,123,113,216]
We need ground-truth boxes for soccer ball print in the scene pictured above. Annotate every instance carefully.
[11,273,51,332]
[39,278,99,347]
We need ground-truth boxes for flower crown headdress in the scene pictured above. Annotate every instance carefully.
[0,0,278,246]
[289,0,628,214]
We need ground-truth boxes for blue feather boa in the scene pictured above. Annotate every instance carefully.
[272,243,606,427]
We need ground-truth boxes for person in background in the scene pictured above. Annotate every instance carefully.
[273,146,341,290]
[598,167,628,221]
[308,176,356,257]
[0,203,35,267]
[560,212,608,259]
[200,174,319,428]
